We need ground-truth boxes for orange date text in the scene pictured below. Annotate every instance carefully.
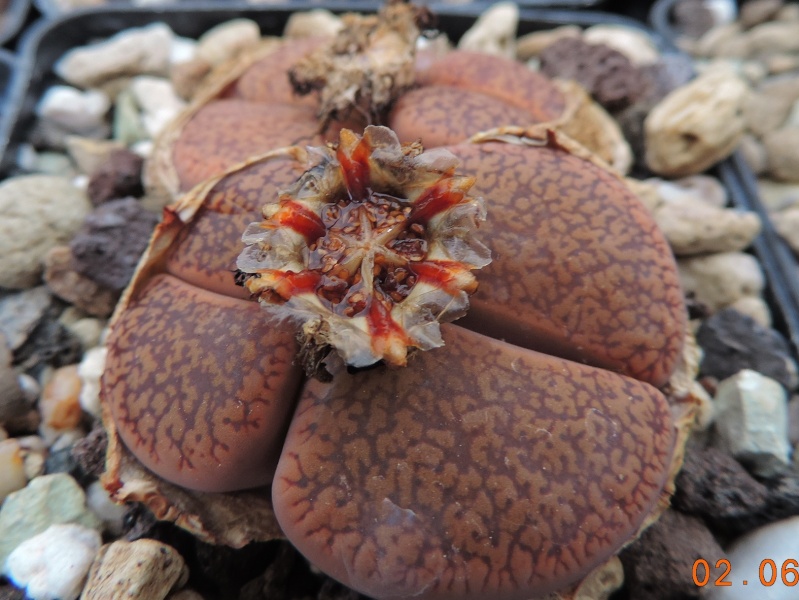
[693,558,799,587]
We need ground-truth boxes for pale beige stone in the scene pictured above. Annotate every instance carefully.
[678,252,765,312]
[757,179,799,211]
[773,206,799,253]
[284,9,343,39]
[653,196,761,255]
[729,296,773,329]
[516,25,580,61]
[695,22,743,58]
[744,90,793,137]
[763,126,799,182]
[645,68,748,177]
[739,134,768,175]
[81,539,189,600]
[196,19,261,67]
[457,2,518,59]
[746,20,799,56]
[583,24,660,66]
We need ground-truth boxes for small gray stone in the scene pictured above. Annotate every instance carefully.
[0,175,92,289]
[713,369,792,478]
[0,473,101,567]
[0,287,53,351]
[55,23,174,89]
[764,126,799,182]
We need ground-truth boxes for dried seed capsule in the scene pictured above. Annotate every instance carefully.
[237,126,491,371]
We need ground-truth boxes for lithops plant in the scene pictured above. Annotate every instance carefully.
[101,5,695,599]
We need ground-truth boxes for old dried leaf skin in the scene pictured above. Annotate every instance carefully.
[389,86,542,147]
[166,156,308,298]
[172,100,321,191]
[415,51,566,121]
[103,273,302,492]
[450,142,685,388]
[273,324,676,600]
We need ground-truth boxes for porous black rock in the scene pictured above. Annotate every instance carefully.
[69,197,159,292]
[87,149,144,206]
[696,307,798,390]
[619,510,726,600]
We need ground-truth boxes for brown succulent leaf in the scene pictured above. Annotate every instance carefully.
[288,1,426,127]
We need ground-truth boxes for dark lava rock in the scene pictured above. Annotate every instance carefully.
[71,423,107,479]
[619,510,726,600]
[87,149,144,206]
[673,445,771,537]
[696,307,798,390]
[13,309,82,377]
[539,37,646,111]
[0,585,25,600]
[69,197,159,292]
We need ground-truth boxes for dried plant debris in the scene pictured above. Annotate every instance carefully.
[288,0,433,127]
[236,125,490,375]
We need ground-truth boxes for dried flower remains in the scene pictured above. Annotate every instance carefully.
[236,126,490,376]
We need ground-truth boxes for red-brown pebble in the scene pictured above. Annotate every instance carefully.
[40,364,83,431]
[274,324,675,600]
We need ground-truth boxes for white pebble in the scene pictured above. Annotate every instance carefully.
[4,523,101,600]
[55,23,174,89]
[78,346,107,420]
[36,86,110,135]
[583,24,660,66]
[85,482,126,536]
[713,369,791,477]
[129,76,187,138]
[170,36,198,65]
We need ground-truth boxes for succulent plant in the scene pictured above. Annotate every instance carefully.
[101,9,695,600]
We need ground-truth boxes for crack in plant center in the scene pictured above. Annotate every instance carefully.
[310,193,425,316]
